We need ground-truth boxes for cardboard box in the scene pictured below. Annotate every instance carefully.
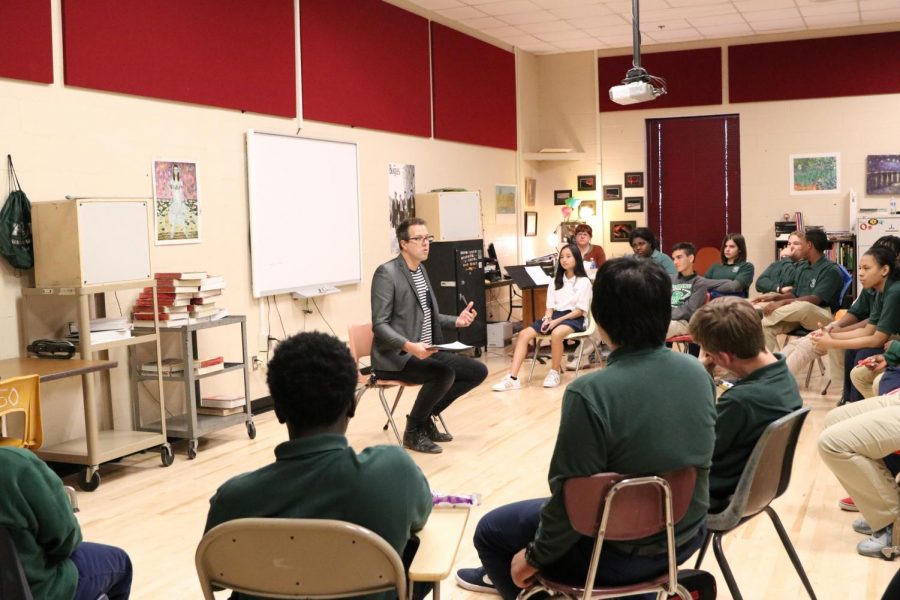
[487,321,513,347]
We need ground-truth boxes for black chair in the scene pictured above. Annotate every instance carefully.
[694,407,817,600]
[0,526,34,600]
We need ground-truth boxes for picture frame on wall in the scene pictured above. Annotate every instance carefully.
[790,153,840,195]
[610,220,636,242]
[624,196,644,212]
[554,189,573,205]
[866,155,900,195]
[624,172,644,188]
[577,175,596,191]
[153,160,200,245]
[524,211,538,236]
[602,184,622,201]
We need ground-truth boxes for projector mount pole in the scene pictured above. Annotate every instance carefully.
[625,0,649,82]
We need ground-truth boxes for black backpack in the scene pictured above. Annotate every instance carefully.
[0,155,34,270]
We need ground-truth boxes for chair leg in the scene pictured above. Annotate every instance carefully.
[378,388,403,445]
[711,532,743,600]
[528,339,539,384]
[382,387,405,431]
[693,528,713,568]
[573,339,586,376]
[804,361,814,389]
[436,414,451,435]
[764,506,818,599]
[821,378,831,396]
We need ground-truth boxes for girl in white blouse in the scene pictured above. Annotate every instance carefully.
[494,244,592,390]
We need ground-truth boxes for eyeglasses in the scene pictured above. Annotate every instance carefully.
[408,235,435,244]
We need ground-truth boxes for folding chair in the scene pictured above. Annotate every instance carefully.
[694,407,817,600]
[519,467,698,600]
[195,518,406,600]
[528,312,600,383]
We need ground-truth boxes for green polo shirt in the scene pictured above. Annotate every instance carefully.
[872,278,900,335]
[705,261,755,290]
[756,258,799,293]
[849,288,877,320]
[0,448,81,600]
[708,356,802,511]
[794,255,842,307]
[529,346,716,565]
[205,434,432,600]
[649,249,677,277]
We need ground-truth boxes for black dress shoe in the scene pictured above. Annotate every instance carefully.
[403,426,442,454]
[424,417,453,442]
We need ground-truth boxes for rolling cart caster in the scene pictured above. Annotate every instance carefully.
[246,420,257,439]
[474,347,482,357]
[79,468,100,492]
[187,439,198,460]
[160,444,174,467]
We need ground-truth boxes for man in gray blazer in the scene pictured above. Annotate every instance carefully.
[372,218,488,453]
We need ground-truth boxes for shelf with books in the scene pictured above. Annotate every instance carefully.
[130,315,253,459]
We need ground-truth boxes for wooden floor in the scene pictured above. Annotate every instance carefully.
[70,347,899,599]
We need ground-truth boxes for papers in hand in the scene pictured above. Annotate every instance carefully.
[427,341,473,352]
[525,266,552,286]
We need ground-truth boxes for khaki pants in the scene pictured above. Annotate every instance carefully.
[762,301,833,351]
[818,395,900,531]
[851,365,887,399]
[782,335,843,386]
[666,320,690,340]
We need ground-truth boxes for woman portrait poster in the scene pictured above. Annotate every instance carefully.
[153,160,200,245]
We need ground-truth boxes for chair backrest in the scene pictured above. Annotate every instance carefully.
[564,467,697,540]
[347,323,375,363]
[732,407,810,518]
[195,518,407,600]
[694,247,720,277]
[0,375,42,450]
[834,264,853,310]
[0,526,34,600]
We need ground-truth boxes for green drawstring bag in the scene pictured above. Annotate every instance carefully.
[0,155,34,270]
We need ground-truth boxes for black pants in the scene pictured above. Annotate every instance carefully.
[375,351,487,427]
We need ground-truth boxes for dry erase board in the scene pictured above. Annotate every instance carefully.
[246,131,362,298]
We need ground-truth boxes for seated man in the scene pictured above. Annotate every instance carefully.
[688,296,803,511]
[371,217,488,454]
[205,332,433,600]
[666,242,722,339]
[0,447,132,600]
[819,394,900,558]
[755,240,801,294]
[754,228,843,351]
[456,257,716,599]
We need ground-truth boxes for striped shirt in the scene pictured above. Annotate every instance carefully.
[410,267,433,345]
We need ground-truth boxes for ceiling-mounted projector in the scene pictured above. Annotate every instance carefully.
[609,80,664,105]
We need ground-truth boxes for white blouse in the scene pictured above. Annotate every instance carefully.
[545,274,592,316]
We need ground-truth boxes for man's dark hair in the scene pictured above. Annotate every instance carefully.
[266,332,358,431]
[805,228,832,253]
[396,217,427,245]
[671,242,696,256]
[592,256,671,349]
[628,227,659,251]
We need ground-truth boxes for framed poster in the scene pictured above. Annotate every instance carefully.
[603,184,622,201]
[577,175,596,191]
[624,197,644,212]
[610,220,636,242]
[153,160,200,245]
[866,155,900,195]
[524,211,538,236]
[554,189,572,205]
[790,153,840,195]
[624,172,644,188]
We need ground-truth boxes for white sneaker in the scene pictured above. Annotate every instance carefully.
[492,374,521,392]
[543,369,561,388]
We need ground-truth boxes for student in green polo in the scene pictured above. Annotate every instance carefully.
[757,228,843,350]
[755,236,802,294]
[705,233,755,295]
[204,331,433,600]
[689,296,802,511]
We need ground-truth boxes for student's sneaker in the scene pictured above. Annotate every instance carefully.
[543,369,561,388]
[456,567,499,595]
[853,517,874,536]
[839,496,859,512]
[492,374,521,392]
[857,525,893,558]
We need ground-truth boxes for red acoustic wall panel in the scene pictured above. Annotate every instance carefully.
[431,23,516,150]
[598,48,721,112]
[0,0,52,84]
[300,0,430,137]
[62,0,295,117]
[729,32,900,103]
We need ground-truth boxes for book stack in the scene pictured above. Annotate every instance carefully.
[133,271,229,327]
[198,394,246,416]
[67,317,133,344]
[140,356,225,377]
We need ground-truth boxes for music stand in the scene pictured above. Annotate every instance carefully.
[505,265,547,323]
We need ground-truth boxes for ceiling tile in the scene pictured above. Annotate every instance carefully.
[474,0,544,16]
[498,9,558,24]
[552,37,604,50]
[799,1,860,16]
[860,0,900,9]
[640,18,695,30]
[537,28,593,41]
[582,22,636,36]
[645,27,705,42]
[861,7,900,22]
[694,22,755,37]
[667,0,734,6]
[530,0,599,8]
[596,34,639,48]
[550,4,615,19]
[690,13,748,26]
[482,25,529,37]
[734,0,796,10]
[436,5,488,19]
[574,13,632,28]
[459,16,509,28]
[750,17,807,32]
[516,20,581,34]
[802,12,863,27]
[407,0,465,9]
[741,7,803,21]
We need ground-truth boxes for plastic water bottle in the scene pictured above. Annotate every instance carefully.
[892,198,897,215]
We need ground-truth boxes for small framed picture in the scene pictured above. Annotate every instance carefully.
[524,211,538,237]
[602,184,622,201]
[554,189,573,205]
[610,220,636,242]
[577,175,596,191]
[624,196,644,212]
[624,172,644,188]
